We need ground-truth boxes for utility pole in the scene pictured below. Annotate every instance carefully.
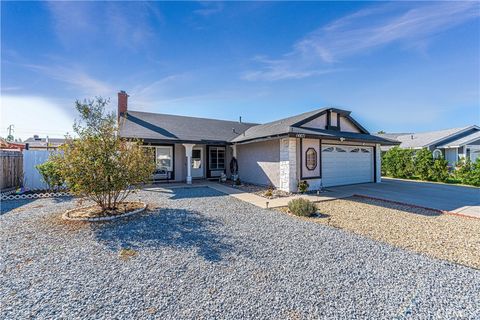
[6,124,14,141]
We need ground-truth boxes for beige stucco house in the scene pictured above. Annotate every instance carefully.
[117,91,397,192]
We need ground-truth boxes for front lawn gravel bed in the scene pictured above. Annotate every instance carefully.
[1,187,479,319]
[296,196,480,269]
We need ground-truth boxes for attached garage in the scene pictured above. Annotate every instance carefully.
[321,144,374,187]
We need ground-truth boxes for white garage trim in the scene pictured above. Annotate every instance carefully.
[321,144,375,187]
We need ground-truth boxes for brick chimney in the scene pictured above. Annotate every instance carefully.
[118,90,129,120]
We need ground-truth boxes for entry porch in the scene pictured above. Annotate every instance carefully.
[143,143,236,184]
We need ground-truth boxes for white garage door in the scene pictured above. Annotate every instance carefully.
[321,145,374,187]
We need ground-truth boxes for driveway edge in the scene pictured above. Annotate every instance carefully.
[353,194,480,220]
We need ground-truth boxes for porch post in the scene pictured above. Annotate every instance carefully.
[183,144,195,184]
[231,144,237,158]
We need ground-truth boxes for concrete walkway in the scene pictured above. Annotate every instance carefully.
[145,181,352,209]
[202,182,351,209]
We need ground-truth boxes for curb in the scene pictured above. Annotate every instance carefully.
[353,194,480,220]
[62,202,147,222]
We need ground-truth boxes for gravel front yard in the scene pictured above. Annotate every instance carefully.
[1,187,480,319]
[289,196,480,269]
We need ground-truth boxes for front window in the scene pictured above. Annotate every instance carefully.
[209,147,225,170]
[305,148,317,170]
[156,146,173,171]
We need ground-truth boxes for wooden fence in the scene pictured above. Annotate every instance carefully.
[0,150,23,190]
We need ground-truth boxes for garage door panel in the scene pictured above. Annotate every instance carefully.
[321,145,374,187]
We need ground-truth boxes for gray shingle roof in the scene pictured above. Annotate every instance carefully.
[231,108,327,143]
[119,111,257,143]
[437,130,480,148]
[120,108,397,145]
[376,126,476,149]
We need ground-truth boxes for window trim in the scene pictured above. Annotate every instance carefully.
[155,146,174,171]
[433,149,442,159]
[300,138,322,180]
[305,147,317,171]
[209,146,225,170]
[142,144,175,181]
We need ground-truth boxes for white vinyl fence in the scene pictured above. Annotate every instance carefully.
[23,150,53,190]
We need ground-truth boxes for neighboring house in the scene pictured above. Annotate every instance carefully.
[377,126,480,166]
[0,138,25,151]
[117,91,397,191]
[24,135,65,150]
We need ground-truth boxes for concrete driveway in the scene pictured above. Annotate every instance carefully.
[328,178,480,218]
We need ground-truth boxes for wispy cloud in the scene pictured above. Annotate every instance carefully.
[243,2,480,81]
[194,2,224,17]
[22,63,114,96]
[45,1,163,50]
[242,55,342,81]
[1,86,22,92]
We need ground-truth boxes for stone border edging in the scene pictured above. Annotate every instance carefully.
[62,202,147,222]
[353,194,480,220]
[1,191,72,201]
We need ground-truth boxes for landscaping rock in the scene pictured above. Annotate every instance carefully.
[1,187,479,319]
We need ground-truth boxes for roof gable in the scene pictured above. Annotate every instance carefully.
[378,125,479,149]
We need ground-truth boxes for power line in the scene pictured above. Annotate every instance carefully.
[6,124,14,136]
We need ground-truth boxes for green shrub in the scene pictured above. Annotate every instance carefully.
[429,157,449,182]
[288,198,317,217]
[455,158,480,186]
[264,188,273,198]
[470,158,480,186]
[414,148,434,180]
[297,180,309,193]
[382,146,414,178]
[36,160,65,191]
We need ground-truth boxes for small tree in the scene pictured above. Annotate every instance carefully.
[414,148,434,180]
[54,97,155,211]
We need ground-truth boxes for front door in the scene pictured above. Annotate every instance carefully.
[191,147,204,178]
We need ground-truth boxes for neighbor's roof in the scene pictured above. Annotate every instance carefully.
[119,111,257,143]
[24,137,65,148]
[377,126,478,149]
[437,130,480,148]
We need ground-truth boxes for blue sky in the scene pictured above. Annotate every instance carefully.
[1,1,479,140]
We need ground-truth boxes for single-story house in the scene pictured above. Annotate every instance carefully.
[24,135,65,150]
[377,126,480,166]
[117,91,397,191]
